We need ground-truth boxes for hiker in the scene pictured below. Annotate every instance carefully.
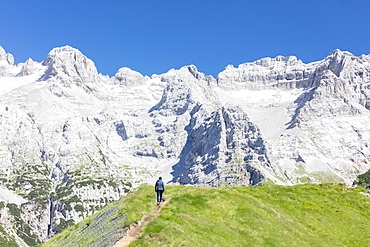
[155,177,165,205]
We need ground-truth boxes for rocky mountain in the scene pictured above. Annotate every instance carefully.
[0,45,369,246]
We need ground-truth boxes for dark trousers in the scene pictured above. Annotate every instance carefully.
[156,190,164,203]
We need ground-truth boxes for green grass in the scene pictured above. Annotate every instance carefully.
[43,185,155,247]
[6,203,41,246]
[0,223,18,247]
[354,168,370,188]
[131,184,370,247]
[44,184,370,247]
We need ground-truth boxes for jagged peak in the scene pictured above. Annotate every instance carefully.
[224,64,235,70]
[0,45,14,66]
[173,64,198,75]
[42,45,89,65]
[320,49,357,77]
[270,55,300,62]
[48,45,79,54]
[25,57,34,63]
[40,45,99,82]
[181,64,198,72]
[0,45,6,55]
[157,64,215,83]
[181,64,200,76]
[115,67,143,76]
[330,49,342,55]
[180,65,215,82]
[222,51,359,75]
[113,67,147,86]
[249,55,302,68]
[328,49,353,57]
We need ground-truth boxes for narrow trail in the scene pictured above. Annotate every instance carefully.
[112,198,169,247]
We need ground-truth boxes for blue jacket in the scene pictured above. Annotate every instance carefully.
[155,179,165,191]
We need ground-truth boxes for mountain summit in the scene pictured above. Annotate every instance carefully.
[40,46,100,84]
[0,45,369,245]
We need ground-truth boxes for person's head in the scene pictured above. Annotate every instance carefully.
[159,177,162,180]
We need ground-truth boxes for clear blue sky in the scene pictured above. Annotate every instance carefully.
[1,0,369,77]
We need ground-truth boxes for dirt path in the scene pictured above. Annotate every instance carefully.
[112,198,169,247]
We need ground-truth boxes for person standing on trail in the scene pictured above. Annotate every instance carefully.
[155,177,165,205]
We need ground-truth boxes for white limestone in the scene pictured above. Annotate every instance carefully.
[0,45,369,245]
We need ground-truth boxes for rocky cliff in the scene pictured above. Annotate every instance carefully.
[0,45,369,246]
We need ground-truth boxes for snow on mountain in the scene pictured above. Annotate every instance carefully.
[113,67,148,86]
[40,46,100,84]
[0,45,369,245]
[0,186,27,205]
[217,49,370,185]
[0,46,14,67]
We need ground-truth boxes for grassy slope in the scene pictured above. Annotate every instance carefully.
[43,186,154,247]
[44,184,370,247]
[0,223,18,247]
[132,184,370,247]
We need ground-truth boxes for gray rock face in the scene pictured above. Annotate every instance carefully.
[217,49,370,185]
[40,46,100,86]
[217,55,314,90]
[172,104,268,186]
[0,46,15,77]
[18,58,37,77]
[0,45,370,245]
[0,46,14,66]
[113,67,147,86]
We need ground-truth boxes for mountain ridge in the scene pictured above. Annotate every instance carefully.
[0,45,369,245]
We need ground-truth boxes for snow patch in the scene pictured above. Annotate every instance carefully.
[0,186,27,205]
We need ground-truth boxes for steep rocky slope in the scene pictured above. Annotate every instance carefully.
[0,45,369,246]
[217,50,370,185]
